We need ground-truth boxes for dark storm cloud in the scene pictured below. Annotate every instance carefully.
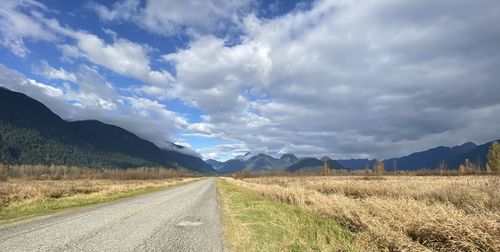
[169,0,500,159]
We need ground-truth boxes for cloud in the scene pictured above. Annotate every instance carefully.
[88,0,255,36]
[165,0,500,159]
[163,34,272,120]
[1,2,173,87]
[0,0,57,56]
[0,63,189,151]
[67,32,173,86]
[45,19,174,86]
[34,61,77,82]
[2,0,500,161]
[195,143,250,161]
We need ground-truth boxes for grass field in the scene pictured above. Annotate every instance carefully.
[224,176,500,251]
[217,178,361,251]
[0,178,196,225]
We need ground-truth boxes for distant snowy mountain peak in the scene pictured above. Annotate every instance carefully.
[235,152,254,161]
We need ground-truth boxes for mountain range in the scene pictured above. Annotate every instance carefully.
[1,87,497,174]
[286,158,343,173]
[0,87,215,173]
[210,153,347,174]
[338,141,497,171]
[211,153,299,174]
[210,141,497,173]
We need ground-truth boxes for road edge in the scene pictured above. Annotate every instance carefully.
[0,177,204,228]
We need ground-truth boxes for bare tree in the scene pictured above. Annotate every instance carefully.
[321,156,330,175]
[373,159,385,176]
[475,156,482,172]
[437,160,447,175]
[458,164,466,174]
[364,164,371,175]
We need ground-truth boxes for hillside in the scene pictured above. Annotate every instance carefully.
[383,142,477,170]
[338,141,495,170]
[449,140,498,169]
[338,159,375,169]
[286,158,344,173]
[0,87,215,173]
[206,159,224,170]
[217,153,298,173]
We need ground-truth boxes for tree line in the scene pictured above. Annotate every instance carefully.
[0,124,162,169]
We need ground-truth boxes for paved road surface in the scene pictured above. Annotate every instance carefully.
[0,178,223,251]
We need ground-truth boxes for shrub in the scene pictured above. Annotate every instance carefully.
[487,141,500,173]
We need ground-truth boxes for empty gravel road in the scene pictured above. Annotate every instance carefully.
[0,178,223,252]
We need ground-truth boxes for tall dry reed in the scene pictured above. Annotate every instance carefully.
[228,176,500,251]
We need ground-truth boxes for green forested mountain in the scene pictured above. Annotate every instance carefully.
[241,154,287,172]
[0,87,215,173]
[338,141,497,171]
[286,158,344,173]
[216,153,298,173]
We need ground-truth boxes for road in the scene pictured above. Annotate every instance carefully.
[0,178,223,252]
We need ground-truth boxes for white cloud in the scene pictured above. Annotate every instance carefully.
[34,61,77,82]
[57,44,83,62]
[48,24,174,86]
[1,2,173,87]
[2,0,500,161]
[165,0,500,159]
[163,35,272,121]
[26,79,63,97]
[0,63,192,152]
[68,32,173,86]
[0,0,57,57]
[88,0,255,36]
[196,143,250,161]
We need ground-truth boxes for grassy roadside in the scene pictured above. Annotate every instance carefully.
[217,178,359,252]
[0,178,198,226]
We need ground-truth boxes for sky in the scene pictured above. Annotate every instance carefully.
[1,0,500,161]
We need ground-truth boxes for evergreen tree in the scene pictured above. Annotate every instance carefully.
[487,141,500,173]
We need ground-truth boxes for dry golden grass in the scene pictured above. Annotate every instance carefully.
[0,178,196,224]
[218,178,360,251]
[227,176,500,251]
[0,178,193,208]
[0,164,196,180]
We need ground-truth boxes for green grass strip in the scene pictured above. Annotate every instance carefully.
[218,178,359,252]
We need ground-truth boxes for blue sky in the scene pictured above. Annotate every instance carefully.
[1,0,500,161]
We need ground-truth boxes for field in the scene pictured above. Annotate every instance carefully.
[224,175,500,251]
[0,177,196,225]
[218,179,359,251]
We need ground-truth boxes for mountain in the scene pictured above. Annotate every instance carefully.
[280,153,298,166]
[338,159,376,169]
[338,141,495,171]
[217,158,247,173]
[206,159,224,170]
[70,120,169,165]
[382,142,477,170]
[286,158,344,173]
[0,87,215,173]
[162,149,215,174]
[217,153,299,173]
[449,140,498,169]
[235,152,254,161]
[242,154,283,172]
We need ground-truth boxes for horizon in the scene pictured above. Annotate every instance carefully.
[3,84,497,163]
[205,140,498,162]
[1,0,499,161]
